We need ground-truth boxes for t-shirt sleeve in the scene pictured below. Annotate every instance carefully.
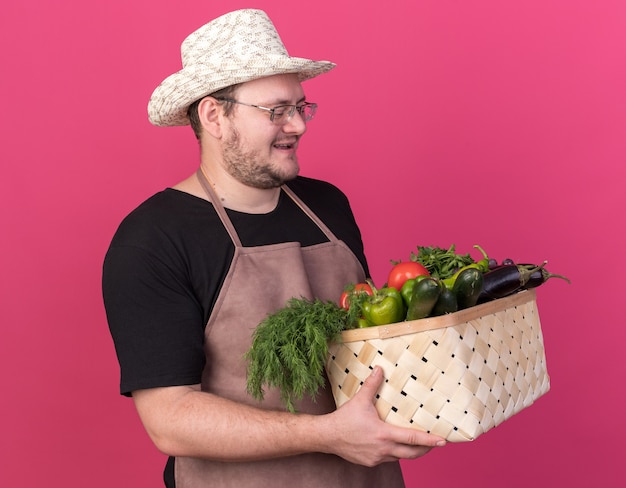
[102,243,206,396]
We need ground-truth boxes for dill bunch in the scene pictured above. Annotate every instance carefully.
[245,297,353,413]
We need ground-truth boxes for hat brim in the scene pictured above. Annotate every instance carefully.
[148,56,335,127]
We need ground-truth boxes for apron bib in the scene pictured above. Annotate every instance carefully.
[175,170,404,488]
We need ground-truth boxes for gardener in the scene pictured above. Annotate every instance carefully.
[102,9,445,488]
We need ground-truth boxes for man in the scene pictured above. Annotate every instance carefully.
[103,9,445,488]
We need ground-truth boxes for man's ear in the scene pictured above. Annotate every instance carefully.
[197,97,224,138]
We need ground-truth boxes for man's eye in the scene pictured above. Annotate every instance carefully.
[272,106,289,118]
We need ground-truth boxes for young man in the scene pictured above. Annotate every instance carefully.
[103,9,445,487]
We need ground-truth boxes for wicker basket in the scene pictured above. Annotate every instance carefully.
[325,289,550,442]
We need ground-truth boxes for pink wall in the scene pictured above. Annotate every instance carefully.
[2,1,624,486]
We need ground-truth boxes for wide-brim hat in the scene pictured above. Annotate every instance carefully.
[148,9,336,127]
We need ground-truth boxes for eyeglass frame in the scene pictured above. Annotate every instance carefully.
[213,98,318,124]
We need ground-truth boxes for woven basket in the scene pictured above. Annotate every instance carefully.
[325,289,550,442]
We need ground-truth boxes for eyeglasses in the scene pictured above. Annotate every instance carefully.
[214,98,318,125]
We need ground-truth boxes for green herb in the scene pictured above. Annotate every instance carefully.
[245,297,354,413]
[410,244,476,280]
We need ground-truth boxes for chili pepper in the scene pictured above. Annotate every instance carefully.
[472,244,491,273]
[361,281,406,326]
[442,263,483,290]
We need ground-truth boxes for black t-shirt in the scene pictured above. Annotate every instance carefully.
[102,176,369,397]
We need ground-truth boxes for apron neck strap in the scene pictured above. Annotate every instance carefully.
[196,168,242,247]
[196,168,339,247]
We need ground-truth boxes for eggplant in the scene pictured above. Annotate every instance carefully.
[477,262,547,303]
[520,265,571,289]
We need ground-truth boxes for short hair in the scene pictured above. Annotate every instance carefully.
[187,84,241,140]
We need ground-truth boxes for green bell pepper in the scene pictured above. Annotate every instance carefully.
[400,275,429,307]
[361,285,405,326]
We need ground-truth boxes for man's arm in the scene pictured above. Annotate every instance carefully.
[133,366,446,466]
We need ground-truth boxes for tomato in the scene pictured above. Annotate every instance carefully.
[387,261,430,291]
[339,283,373,310]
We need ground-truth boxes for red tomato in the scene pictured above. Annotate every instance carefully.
[339,283,373,309]
[387,262,430,290]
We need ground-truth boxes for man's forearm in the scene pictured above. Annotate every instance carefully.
[132,368,445,467]
[133,385,330,462]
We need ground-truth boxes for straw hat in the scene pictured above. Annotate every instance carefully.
[148,9,336,127]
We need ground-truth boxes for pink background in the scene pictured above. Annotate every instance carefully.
[2,1,624,486]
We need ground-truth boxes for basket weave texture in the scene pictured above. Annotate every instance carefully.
[325,289,550,442]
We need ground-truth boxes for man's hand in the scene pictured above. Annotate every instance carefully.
[319,366,446,466]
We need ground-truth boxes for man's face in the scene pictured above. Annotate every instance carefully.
[220,74,308,189]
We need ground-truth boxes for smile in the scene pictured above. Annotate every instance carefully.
[273,142,296,150]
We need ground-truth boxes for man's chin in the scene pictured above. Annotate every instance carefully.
[275,164,300,185]
[252,160,299,188]
[282,171,298,183]
[258,174,296,189]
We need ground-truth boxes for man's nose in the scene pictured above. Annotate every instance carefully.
[282,110,307,135]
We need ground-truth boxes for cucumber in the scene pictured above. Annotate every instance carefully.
[430,287,459,316]
[406,277,441,320]
[452,267,484,310]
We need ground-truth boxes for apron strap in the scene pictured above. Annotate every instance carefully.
[280,185,339,243]
[196,168,340,246]
[196,168,243,247]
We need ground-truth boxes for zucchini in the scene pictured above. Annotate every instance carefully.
[430,287,459,316]
[452,267,484,310]
[406,277,441,320]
